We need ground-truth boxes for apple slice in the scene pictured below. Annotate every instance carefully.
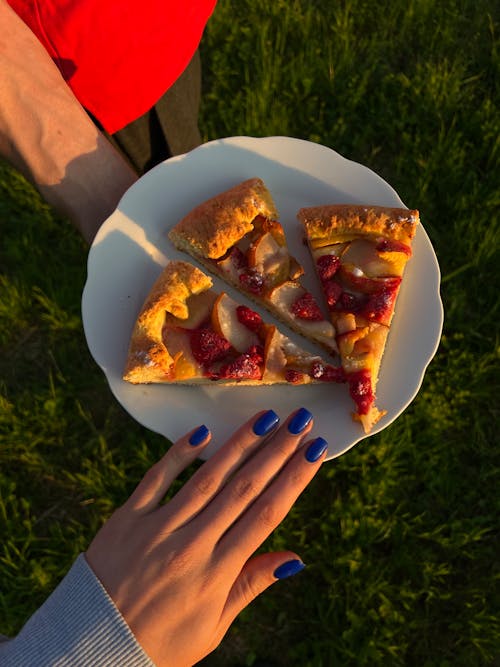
[211,293,260,353]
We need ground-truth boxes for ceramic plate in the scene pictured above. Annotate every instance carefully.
[82,136,443,459]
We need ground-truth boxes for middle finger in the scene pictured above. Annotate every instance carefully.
[186,408,314,539]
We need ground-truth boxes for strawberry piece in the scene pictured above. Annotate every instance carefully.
[339,291,364,312]
[375,238,412,256]
[317,254,341,282]
[285,369,305,384]
[290,291,324,321]
[218,352,262,380]
[347,369,374,415]
[323,280,343,309]
[360,283,400,323]
[190,328,232,366]
[310,361,346,383]
[229,247,249,269]
[236,305,264,332]
[247,344,264,363]
[239,270,264,294]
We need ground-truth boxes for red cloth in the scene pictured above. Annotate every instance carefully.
[8,0,217,133]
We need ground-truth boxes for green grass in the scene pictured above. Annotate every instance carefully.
[1,0,499,665]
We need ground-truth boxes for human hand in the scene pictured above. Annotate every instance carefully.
[86,407,328,667]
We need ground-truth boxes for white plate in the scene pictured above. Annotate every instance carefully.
[82,136,443,460]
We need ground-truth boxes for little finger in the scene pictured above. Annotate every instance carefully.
[124,424,211,514]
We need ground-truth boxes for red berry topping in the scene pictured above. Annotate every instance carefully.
[347,370,374,415]
[339,291,363,312]
[218,352,262,380]
[285,369,305,384]
[317,254,341,282]
[290,291,324,321]
[239,270,264,294]
[310,361,346,383]
[375,238,412,256]
[236,305,263,332]
[229,247,249,269]
[190,328,232,366]
[360,283,400,323]
[323,281,343,309]
[247,344,264,363]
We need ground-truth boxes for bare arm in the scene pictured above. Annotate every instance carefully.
[0,0,138,243]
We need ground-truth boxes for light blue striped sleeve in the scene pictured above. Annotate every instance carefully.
[0,553,155,666]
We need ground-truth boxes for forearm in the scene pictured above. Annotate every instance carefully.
[0,1,138,243]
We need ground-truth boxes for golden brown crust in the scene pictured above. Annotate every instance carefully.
[168,177,279,259]
[123,262,212,383]
[298,204,419,248]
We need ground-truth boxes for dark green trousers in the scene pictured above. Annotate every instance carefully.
[98,51,202,174]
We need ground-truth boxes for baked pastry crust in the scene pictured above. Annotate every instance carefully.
[124,261,344,387]
[124,262,212,383]
[169,177,278,259]
[298,204,419,248]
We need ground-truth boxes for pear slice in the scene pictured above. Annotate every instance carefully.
[267,281,336,345]
[341,239,399,278]
[163,328,202,380]
[262,326,288,382]
[246,231,292,285]
[167,290,216,330]
[211,292,260,353]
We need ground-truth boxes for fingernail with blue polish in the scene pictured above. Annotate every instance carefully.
[274,559,306,580]
[288,408,313,435]
[189,425,210,446]
[305,437,329,462]
[253,410,280,436]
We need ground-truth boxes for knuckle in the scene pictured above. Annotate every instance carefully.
[257,502,279,529]
[194,472,217,497]
[289,466,308,487]
[238,574,261,606]
[168,444,187,468]
[233,477,256,501]
[141,462,162,485]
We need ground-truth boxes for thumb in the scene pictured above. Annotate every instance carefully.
[218,552,306,633]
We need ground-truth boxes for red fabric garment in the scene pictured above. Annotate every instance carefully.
[8,0,217,133]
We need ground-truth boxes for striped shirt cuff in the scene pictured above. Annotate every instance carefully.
[0,553,154,666]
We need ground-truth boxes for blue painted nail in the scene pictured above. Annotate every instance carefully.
[288,408,313,435]
[189,425,210,446]
[274,559,306,580]
[253,410,280,436]
[305,437,328,462]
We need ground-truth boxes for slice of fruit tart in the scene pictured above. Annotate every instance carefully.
[168,178,337,354]
[298,203,419,432]
[123,261,345,387]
